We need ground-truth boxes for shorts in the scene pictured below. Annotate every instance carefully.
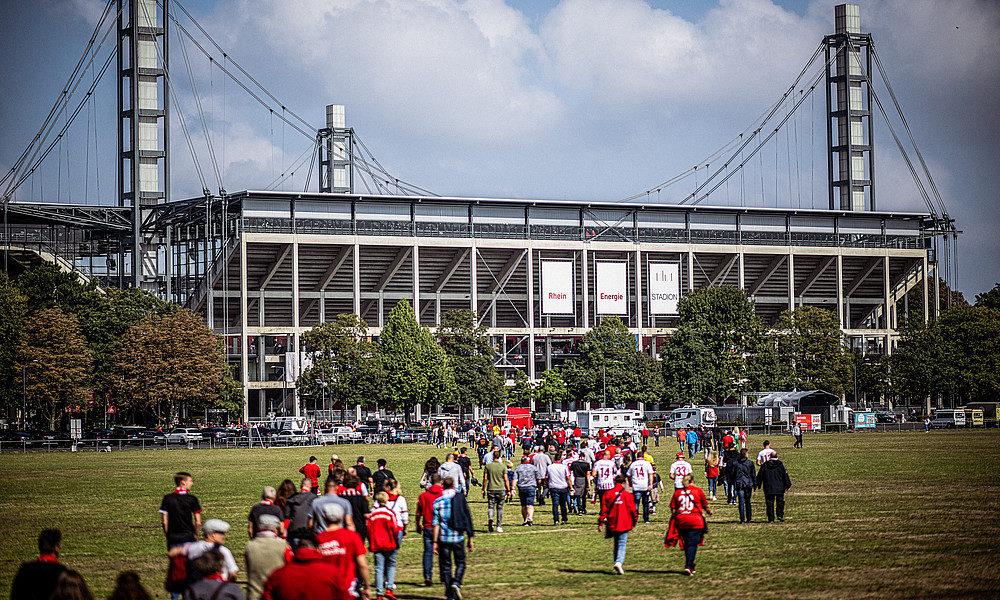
[518,487,536,506]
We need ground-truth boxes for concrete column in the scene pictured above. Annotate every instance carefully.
[292,241,300,331]
[353,243,361,317]
[738,250,745,291]
[787,252,795,311]
[527,246,536,381]
[934,263,940,321]
[922,254,929,323]
[581,247,589,329]
[634,247,643,336]
[239,237,249,423]
[412,243,420,324]
[687,251,695,291]
[470,246,478,316]
[883,255,891,353]
[836,254,844,328]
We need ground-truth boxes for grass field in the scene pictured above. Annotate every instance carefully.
[1,430,999,600]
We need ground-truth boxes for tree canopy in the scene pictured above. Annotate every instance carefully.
[437,309,505,409]
[562,316,663,407]
[773,305,851,395]
[378,300,455,419]
[19,307,92,430]
[298,314,384,415]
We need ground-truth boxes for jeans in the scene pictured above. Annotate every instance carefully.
[438,541,466,597]
[736,487,753,522]
[550,488,569,522]
[680,528,702,570]
[487,490,505,527]
[633,490,650,522]
[422,530,434,581]
[374,549,397,595]
[724,479,735,503]
[654,434,660,446]
[794,434,803,448]
[612,531,629,565]
[765,493,785,521]
[706,476,717,497]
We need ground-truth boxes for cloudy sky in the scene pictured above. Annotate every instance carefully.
[1,0,997,298]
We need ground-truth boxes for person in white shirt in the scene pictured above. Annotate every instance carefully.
[669,452,693,490]
[174,519,240,582]
[592,450,617,515]
[546,453,574,525]
[626,455,654,523]
[756,440,776,466]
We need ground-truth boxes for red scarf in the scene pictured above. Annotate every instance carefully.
[36,554,59,563]
[261,499,273,505]
[204,574,226,582]
[174,487,189,495]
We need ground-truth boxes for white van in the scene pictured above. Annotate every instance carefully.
[577,409,644,437]
[667,407,717,430]
[929,409,966,429]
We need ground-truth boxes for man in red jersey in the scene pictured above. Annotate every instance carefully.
[315,503,370,600]
[298,456,321,495]
[416,473,445,586]
[262,537,347,600]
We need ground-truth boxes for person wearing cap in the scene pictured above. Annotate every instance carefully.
[249,487,286,539]
[185,549,245,600]
[263,537,347,600]
[244,515,291,600]
[512,454,539,526]
[170,519,239,582]
[669,452,693,490]
[315,501,370,600]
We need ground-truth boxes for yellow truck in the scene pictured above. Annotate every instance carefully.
[965,402,1000,428]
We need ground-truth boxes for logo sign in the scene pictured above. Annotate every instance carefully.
[541,260,575,315]
[648,262,680,315]
[795,413,822,432]
[596,261,628,315]
[855,412,876,429]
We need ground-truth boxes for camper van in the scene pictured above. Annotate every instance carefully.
[667,407,718,430]
[929,409,966,429]
[577,409,644,437]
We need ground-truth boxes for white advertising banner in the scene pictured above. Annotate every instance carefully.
[541,260,575,315]
[648,262,680,315]
[596,261,628,315]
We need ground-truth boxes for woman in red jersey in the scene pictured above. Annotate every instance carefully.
[665,474,712,576]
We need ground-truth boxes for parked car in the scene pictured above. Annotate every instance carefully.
[2,430,32,443]
[165,428,204,443]
[202,427,235,442]
[874,412,896,424]
[272,430,309,445]
[318,426,355,444]
[929,409,966,429]
[33,430,66,447]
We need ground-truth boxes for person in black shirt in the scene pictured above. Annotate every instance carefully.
[353,457,373,495]
[10,528,67,600]
[247,486,285,538]
[372,458,394,492]
[284,478,317,547]
[160,472,202,548]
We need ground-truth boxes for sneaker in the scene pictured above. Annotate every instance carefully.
[488,519,493,532]
[613,563,624,575]
[496,525,504,532]
[385,592,397,600]
[521,521,529,526]
[561,519,568,524]
[778,517,784,522]
[711,495,717,501]
[451,584,463,600]
[424,578,433,587]
[683,568,694,576]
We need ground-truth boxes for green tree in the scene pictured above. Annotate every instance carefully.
[112,310,236,425]
[937,305,1000,403]
[508,369,536,408]
[662,286,767,403]
[773,306,851,395]
[891,316,946,408]
[974,282,1000,311]
[562,316,664,407]
[19,307,92,430]
[437,310,505,409]
[299,314,384,416]
[535,368,568,409]
[379,300,455,420]
[0,273,27,417]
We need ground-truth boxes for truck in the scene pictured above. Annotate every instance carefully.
[964,402,1000,427]
[666,406,718,430]
[577,409,644,437]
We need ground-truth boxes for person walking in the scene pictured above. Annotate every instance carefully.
[626,452,654,524]
[283,479,316,548]
[531,448,552,506]
[482,449,510,532]
[244,515,291,600]
[416,474,444,586]
[792,422,803,448]
[675,427,685,451]
[432,477,475,600]
[665,474,712,576]
[160,472,202,550]
[733,448,757,523]
[248,487,286,539]
[368,492,401,600]
[437,453,467,494]
[704,451,720,501]
[569,452,592,515]
[10,529,67,600]
[315,503,370,600]
[546,452,573,525]
[183,550,245,600]
[298,457,321,495]
[685,427,699,458]
[653,426,660,447]
[755,451,792,522]
[263,538,346,600]
[597,475,638,575]
[512,455,539,526]
[669,452,693,490]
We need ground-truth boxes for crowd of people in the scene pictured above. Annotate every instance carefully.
[10,421,795,600]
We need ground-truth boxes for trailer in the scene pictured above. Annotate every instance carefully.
[577,409,643,437]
